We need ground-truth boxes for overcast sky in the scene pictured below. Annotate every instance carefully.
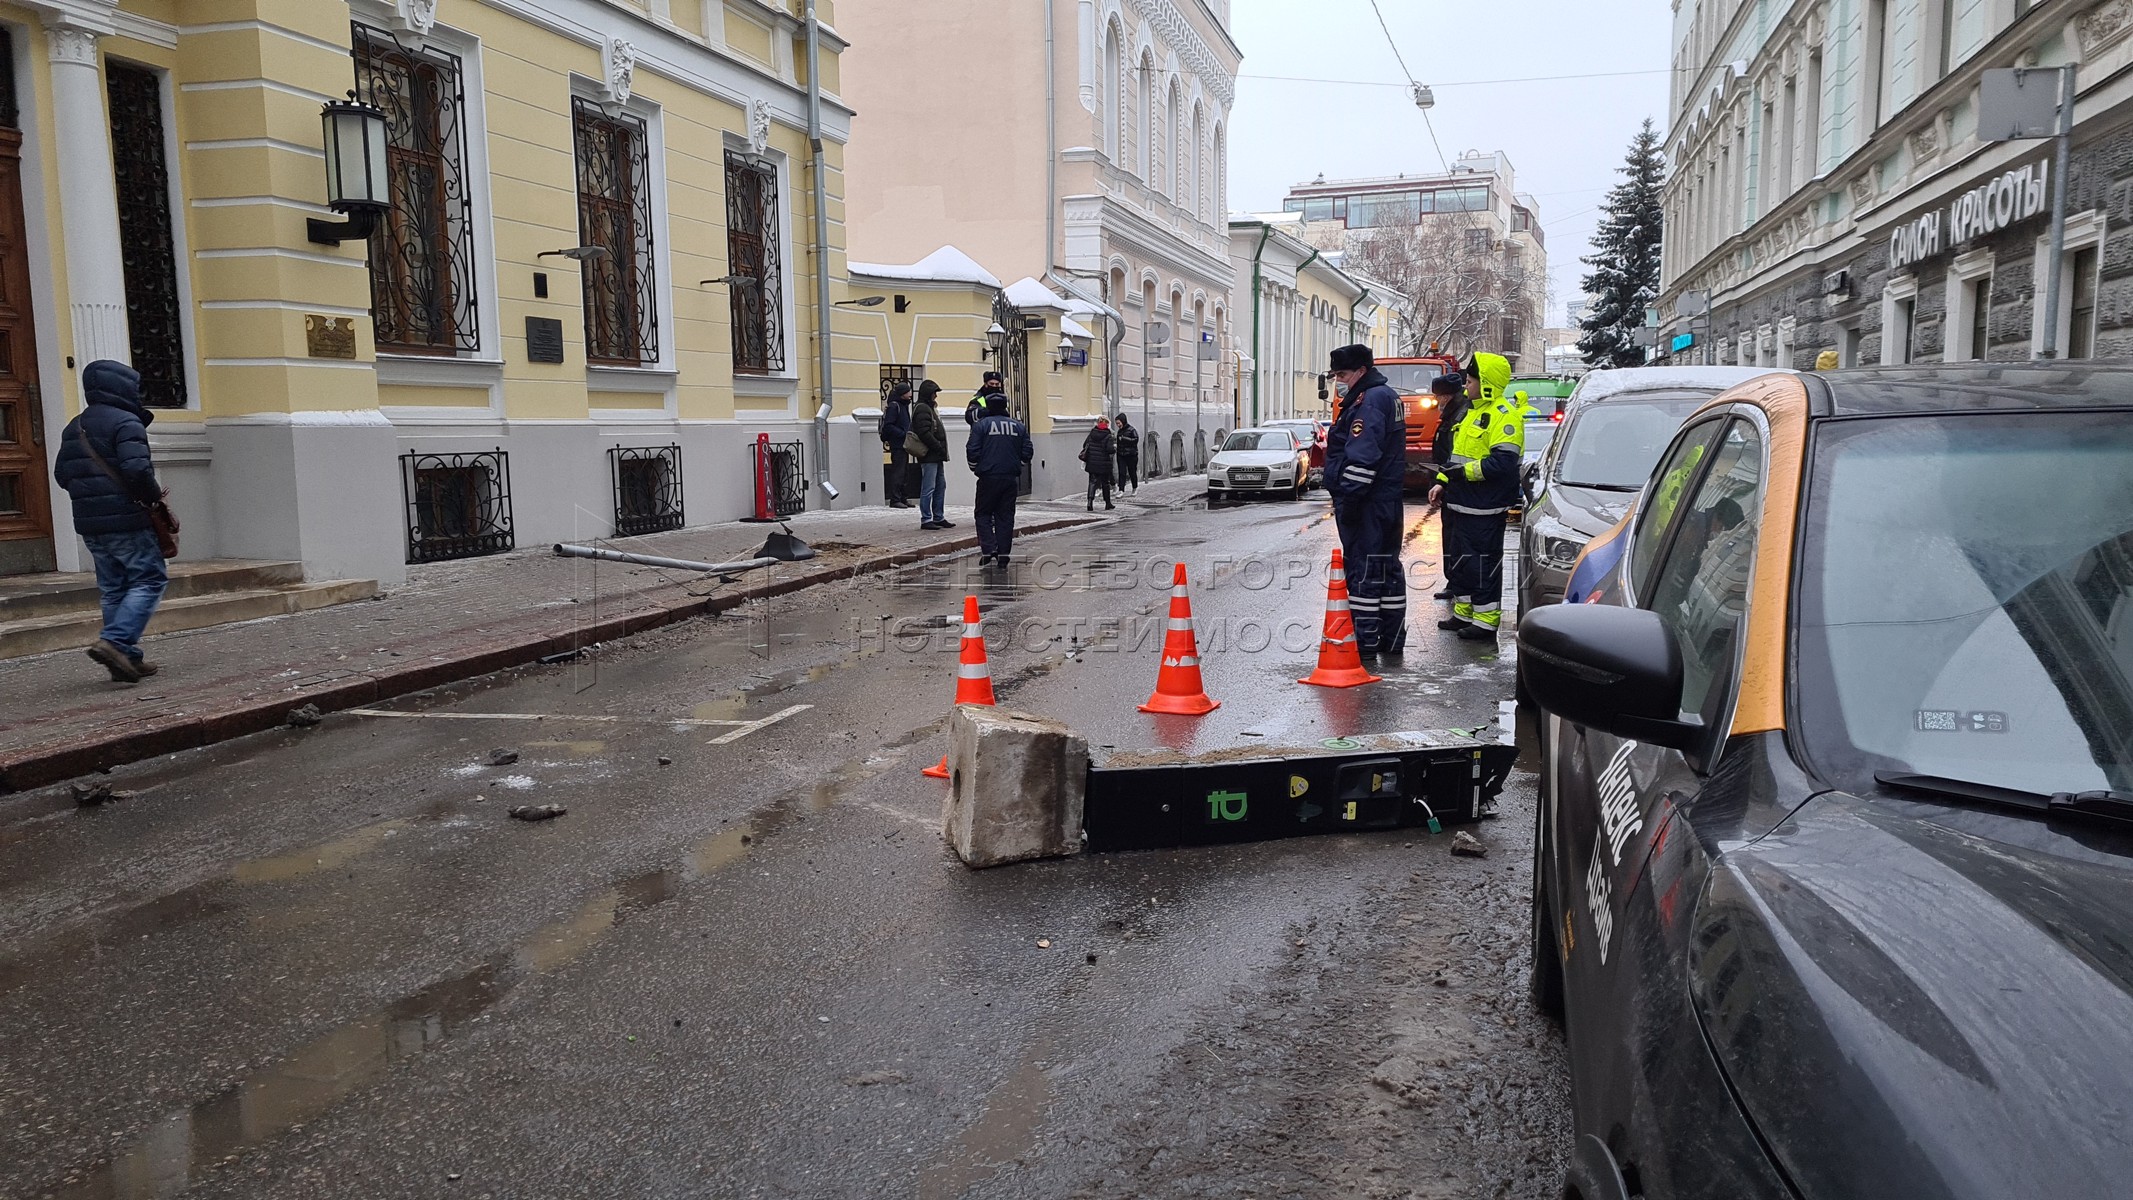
[1226,0,1676,327]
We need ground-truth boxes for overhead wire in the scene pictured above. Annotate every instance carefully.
[1363,0,1448,173]
[1236,67,1686,90]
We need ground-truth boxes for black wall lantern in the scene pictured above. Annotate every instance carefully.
[308,96,391,245]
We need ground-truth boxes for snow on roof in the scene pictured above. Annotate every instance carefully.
[847,245,1002,289]
[1003,276,1068,310]
[1569,366,1794,404]
[1062,316,1095,340]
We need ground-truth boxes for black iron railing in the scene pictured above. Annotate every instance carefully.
[611,444,684,536]
[402,449,514,563]
[753,439,805,517]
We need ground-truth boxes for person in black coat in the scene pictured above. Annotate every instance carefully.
[1113,413,1140,493]
[911,380,954,530]
[965,390,1033,567]
[880,382,914,508]
[52,360,168,683]
[1080,417,1116,511]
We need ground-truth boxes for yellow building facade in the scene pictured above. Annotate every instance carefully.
[0,0,857,586]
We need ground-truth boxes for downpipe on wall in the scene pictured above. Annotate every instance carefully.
[806,0,840,501]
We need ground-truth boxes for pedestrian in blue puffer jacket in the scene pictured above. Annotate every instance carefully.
[52,360,167,683]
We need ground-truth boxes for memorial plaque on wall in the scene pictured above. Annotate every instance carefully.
[526,316,566,364]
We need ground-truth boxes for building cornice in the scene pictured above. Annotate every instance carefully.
[1068,193,1234,288]
[471,0,854,138]
[1129,0,1236,109]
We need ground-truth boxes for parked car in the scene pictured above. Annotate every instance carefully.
[1521,363,2133,1200]
[1207,428,1311,503]
[1263,419,1325,487]
[1374,355,1461,490]
[1519,366,1789,614]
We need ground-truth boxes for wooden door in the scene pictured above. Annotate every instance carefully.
[0,129,51,575]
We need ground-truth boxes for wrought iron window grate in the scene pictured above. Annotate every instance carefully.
[106,63,187,407]
[354,23,481,355]
[753,439,806,517]
[610,444,684,536]
[402,449,514,563]
[725,151,785,374]
[574,98,659,366]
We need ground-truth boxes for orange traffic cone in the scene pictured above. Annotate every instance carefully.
[1300,549,1382,689]
[924,596,996,777]
[1139,563,1221,716]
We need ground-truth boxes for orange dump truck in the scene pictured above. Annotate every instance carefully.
[1374,355,1461,490]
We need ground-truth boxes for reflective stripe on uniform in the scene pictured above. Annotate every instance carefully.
[1447,503,1510,515]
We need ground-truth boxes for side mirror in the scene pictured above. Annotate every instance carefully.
[1518,605,1706,751]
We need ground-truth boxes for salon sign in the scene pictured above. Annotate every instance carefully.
[1888,159,2051,270]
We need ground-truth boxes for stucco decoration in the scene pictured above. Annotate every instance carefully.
[1848,174,1876,210]
[46,25,99,66]
[2077,1,2133,56]
[603,36,637,110]
[1908,122,1940,163]
[748,98,772,156]
[391,0,438,38]
[1128,0,1235,109]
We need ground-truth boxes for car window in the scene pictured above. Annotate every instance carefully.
[1223,431,1292,451]
[1628,419,1727,596]
[1640,419,1766,723]
[1554,394,1715,489]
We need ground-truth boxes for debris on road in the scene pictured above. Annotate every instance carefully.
[844,1070,907,1087]
[507,804,567,822]
[488,747,521,766]
[1036,939,1052,949]
[285,703,323,728]
[658,755,673,766]
[70,781,118,806]
[1451,831,1488,858]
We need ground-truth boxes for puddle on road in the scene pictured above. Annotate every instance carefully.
[43,720,945,1200]
[917,1040,1056,1200]
[232,820,413,885]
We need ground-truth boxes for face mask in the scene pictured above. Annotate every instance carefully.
[1334,383,1349,399]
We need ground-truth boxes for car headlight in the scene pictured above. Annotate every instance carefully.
[1528,514,1588,570]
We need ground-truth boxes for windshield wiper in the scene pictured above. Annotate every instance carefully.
[1875,772,2133,826]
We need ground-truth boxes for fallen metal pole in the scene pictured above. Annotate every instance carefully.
[552,544,779,574]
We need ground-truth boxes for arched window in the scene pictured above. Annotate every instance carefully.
[1137,51,1155,179]
[1191,103,1206,221]
[1213,123,1226,219]
[1102,24,1121,161]
[1169,80,1185,203]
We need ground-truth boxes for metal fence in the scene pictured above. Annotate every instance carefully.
[610,444,684,536]
[754,439,806,517]
[401,449,514,564]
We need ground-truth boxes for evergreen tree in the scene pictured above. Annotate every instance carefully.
[1578,120,1666,368]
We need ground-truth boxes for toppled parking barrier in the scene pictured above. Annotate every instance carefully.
[1082,730,1517,854]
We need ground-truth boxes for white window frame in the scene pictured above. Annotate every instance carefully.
[1944,247,1994,362]
[2032,211,2105,359]
[1881,273,1919,365]
[1777,316,1796,370]
[350,7,506,413]
[1756,323,1775,367]
[570,77,678,411]
[724,132,802,412]
[105,55,204,413]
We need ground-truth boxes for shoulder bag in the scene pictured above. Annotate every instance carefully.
[78,428,179,558]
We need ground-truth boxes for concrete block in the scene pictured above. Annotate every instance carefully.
[944,705,1087,868]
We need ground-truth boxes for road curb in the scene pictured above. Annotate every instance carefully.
[0,517,1097,794]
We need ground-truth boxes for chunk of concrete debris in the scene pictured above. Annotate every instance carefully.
[285,703,323,728]
[1450,830,1488,858]
[488,748,521,766]
[70,781,116,806]
[508,804,567,822]
[943,706,1088,869]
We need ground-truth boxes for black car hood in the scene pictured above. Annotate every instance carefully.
[1690,793,2133,1200]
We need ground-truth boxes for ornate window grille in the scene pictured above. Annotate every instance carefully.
[725,151,785,374]
[354,24,479,355]
[753,439,806,517]
[610,444,684,536]
[573,98,659,366]
[105,63,187,408]
[401,449,514,563]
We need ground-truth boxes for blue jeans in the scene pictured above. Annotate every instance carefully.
[919,461,947,523]
[84,528,168,661]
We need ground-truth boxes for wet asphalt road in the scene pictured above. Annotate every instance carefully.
[1,492,1570,1200]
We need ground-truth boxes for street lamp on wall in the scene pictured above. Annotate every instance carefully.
[307,97,391,245]
[983,321,1007,361]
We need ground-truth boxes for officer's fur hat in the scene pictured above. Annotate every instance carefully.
[1329,344,1374,372]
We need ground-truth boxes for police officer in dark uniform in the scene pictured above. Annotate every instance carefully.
[1323,344,1408,656]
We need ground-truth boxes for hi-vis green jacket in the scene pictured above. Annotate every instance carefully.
[1436,352,1525,515]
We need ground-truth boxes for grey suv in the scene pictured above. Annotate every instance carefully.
[1518,367,1789,615]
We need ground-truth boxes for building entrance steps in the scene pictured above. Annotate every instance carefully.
[0,561,378,661]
